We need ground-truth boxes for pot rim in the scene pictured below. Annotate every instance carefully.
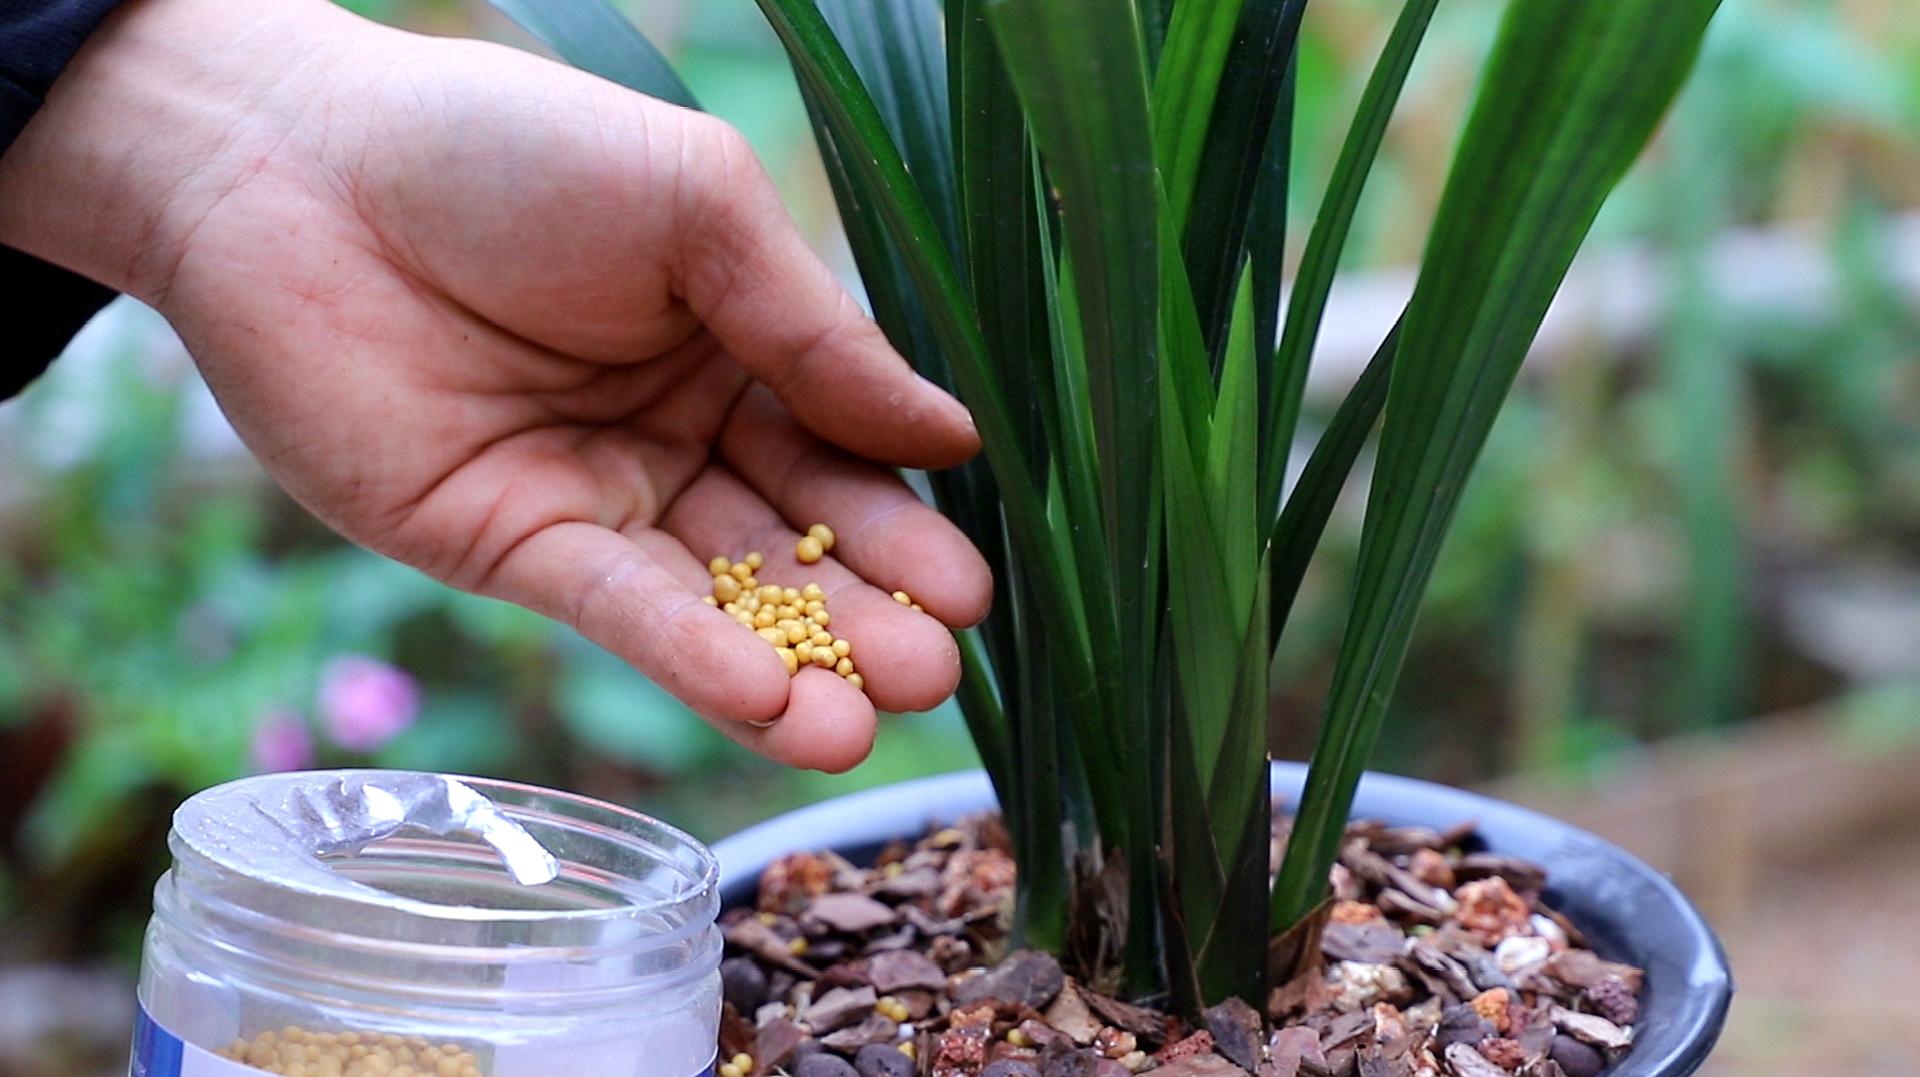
[714,763,1733,1077]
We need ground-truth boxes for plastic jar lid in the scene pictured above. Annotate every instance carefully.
[155,770,721,1015]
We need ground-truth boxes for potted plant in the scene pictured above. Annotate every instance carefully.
[491,0,1732,1071]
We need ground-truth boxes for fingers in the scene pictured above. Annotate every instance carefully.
[720,385,992,628]
[480,519,877,771]
[659,467,965,716]
[705,667,878,774]
[477,520,791,726]
[672,117,979,471]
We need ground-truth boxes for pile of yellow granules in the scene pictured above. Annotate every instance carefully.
[216,1027,482,1076]
[705,525,864,692]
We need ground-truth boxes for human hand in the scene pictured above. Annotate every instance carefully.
[0,0,992,771]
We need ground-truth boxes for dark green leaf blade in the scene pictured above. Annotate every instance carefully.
[1160,270,1236,801]
[1182,0,1309,356]
[750,0,1106,808]
[1262,0,1441,516]
[1154,0,1249,228]
[1160,367,1233,1008]
[799,97,1010,688]
[1267,321,1399,643]
[984,3,1164,955]
[811,2,1027,775]
[1208,270,1263,622]
[1192,552,1274,1008]
[951,0,1054,480]
[485,0,698,108]
[984,0,1162,670]
[1272,0,1722,931]
[820,0,962,261]
[1247,60,1294,387]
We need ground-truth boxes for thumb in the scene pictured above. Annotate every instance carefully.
[672,118,978,470]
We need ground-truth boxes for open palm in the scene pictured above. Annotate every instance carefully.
[135,12,991,771]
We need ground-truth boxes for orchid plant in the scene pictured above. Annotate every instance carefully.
[486,0,1720,1012]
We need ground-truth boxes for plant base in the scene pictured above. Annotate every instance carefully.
[716,811,1641,1076]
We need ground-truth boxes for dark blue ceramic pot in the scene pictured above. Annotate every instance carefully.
[713,764,1732,1076]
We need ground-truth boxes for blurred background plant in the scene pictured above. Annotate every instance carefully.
[0,0,1915,1072]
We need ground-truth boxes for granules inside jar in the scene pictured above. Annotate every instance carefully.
[217,1027,485,1077]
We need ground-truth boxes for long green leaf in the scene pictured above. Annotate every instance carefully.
[1188,288,1270,1009]
[1005,570,1072,955]
[1042,257,1115,651]
[1152,212,1220,1003]
[484,0,698,108]
[1262,0,1442,516]
[950,0,1084,952]
[798,74,1009,698]
[1195,554,1274,1007]
[1159,253,1235,799]
[750,0,1109,806]
[1160,334,1233,995]
[984,0,1162,680]
[748,0,979,431]
[1247,60,1295,392]
[1268,321,1400,642]
[791,11,1018,718]
[1046,250,1131,842]
[1154,0,1249,228]
[1163,520,1273,1012]
[816,0,1030,769]
[984,4,1164,979]
[951,0,1053,481]
[799,95,1014,711]
[1208,271,1262,633]
[1159,211,1214,475]
[1272,0,1722,931]
[820,0,961,261]
[1182,0,1309,356]
[1141,0,1175,67]
[746,2,1017,532]
[1160,247,1269,1014]
[953,628,1012,803]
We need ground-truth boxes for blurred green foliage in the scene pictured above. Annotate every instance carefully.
[1,0,1916,961]
[1264,0,1919,776]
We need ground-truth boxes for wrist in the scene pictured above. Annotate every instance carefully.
[0,0,355,304]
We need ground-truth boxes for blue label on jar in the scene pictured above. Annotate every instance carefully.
[130,1004,184,1077]
[131,1004,265,1076]
[133,1004,717,1077]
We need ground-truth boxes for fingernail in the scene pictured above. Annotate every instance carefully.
[915,374,975,431]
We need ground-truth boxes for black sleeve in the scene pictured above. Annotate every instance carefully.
[2,0,132,401]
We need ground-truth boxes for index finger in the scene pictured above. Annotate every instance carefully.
[720,385,992,628]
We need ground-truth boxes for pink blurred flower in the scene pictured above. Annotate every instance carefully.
[317,655,419,752]
[249,710,314,773]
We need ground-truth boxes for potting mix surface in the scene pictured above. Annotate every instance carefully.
[716,815,1641,1077]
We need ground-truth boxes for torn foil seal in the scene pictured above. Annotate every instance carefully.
[278,772,559,886]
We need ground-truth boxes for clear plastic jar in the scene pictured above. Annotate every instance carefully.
[133,770,721,1077]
